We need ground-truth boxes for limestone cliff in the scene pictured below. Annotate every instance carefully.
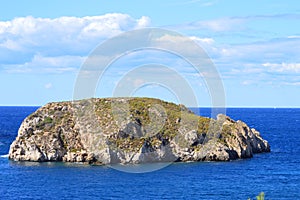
[9,98,270,164]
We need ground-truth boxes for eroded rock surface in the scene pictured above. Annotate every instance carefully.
[9,98,270,164]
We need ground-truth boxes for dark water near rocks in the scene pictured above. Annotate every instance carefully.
[0,107,299,199]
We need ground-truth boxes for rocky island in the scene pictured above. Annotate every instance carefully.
[9,97,270,164]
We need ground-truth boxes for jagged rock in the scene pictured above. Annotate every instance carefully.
[9,97,270,164]
[184,130,198,146]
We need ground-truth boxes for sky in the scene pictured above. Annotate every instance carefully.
[0,0,299,107]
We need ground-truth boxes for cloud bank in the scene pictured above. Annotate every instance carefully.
[0,14,150,73]
[1,13,299,86]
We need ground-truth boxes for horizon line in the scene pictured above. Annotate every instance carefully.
[0,104,299,109]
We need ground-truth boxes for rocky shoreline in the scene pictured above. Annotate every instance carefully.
[9,97,270,164]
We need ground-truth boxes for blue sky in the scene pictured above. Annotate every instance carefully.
[0,0,299,107]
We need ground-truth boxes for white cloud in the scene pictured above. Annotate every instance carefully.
[154,34,216,59]
[1,13,299,89]
[283,82,300,86]
[171,14,300,37]
[189,35,300,87]
[198,18,244,32]
[136,16,151,28]
[175,17,245,32]
[0,14,151,73]
[0,14,149,40]
[287,35,300,39]
[44,83,52,89]
[155,34,190,43]
[100,31,300,87]
[0,39,23,51]
[189,36,215,44]
[262,62,300,73]
[210,37,300,69]
[241,80,252,85]
[102,31,300,88]
[4,54,85,73]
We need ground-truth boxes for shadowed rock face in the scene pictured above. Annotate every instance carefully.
[9,98,270,164]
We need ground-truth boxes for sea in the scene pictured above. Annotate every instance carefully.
[0,106,299,200]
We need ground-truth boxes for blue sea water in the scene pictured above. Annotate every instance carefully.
[0,107,299,199]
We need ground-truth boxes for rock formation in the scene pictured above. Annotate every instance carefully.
[9,97,270,164]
